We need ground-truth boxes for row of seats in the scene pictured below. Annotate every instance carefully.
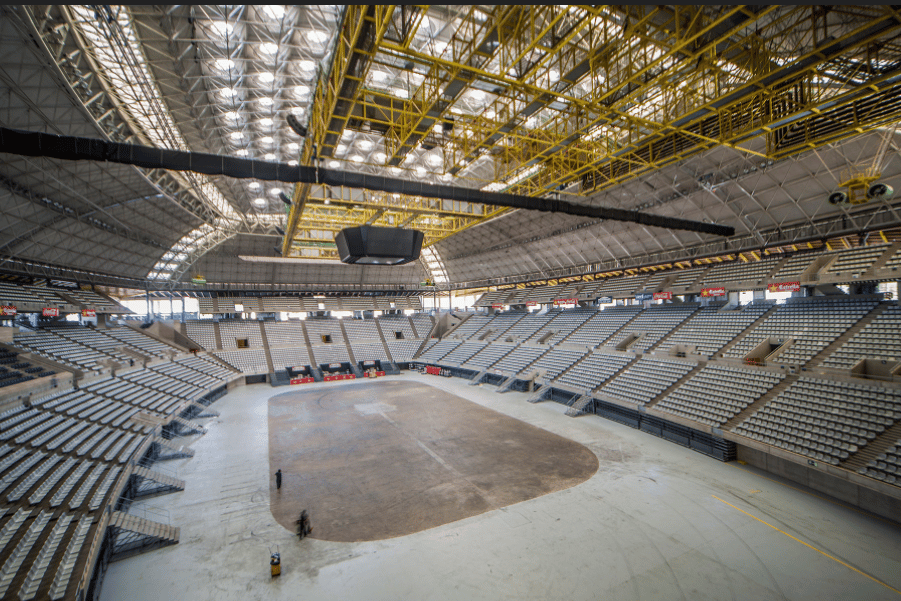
[600,358,696,405]
[656,365,785,427]
[735,378,901,465]
[0,324,238,601]
[822,305,901,368]
[474,243,899,306]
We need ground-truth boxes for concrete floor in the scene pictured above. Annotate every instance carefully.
[101,374,901,601]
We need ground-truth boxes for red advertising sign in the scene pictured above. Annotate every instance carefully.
[81,309,96,318]
[553,298,578,306]
[42,307,59,317]
[653,292,672,300]
[526,301,539,307]
[700,287,726,298]
[324,374,355,382]
[767,281,801,293]
[290,377,315,385]
[1,306,16,316]
[491,304,504,309]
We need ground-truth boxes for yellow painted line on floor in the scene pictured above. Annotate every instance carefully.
[712,495,901,596]
[726,462,898,527]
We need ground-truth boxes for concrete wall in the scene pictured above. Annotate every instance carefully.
[737,444,901,524]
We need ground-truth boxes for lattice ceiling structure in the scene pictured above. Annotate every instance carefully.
[2,5,901,291]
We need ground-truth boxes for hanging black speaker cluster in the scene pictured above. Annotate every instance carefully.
[335,226,424,265]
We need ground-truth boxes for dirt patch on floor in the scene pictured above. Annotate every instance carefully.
[268,380,598,542]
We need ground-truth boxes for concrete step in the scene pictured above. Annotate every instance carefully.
[111,510,179,543]
[841,420,901,471]
[721,374,799,431]
[133,465,186,491]
[643,362,707,410]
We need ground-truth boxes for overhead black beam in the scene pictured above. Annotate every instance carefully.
[0,127,735,237]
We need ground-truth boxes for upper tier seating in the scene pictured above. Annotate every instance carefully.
[604,304,698,353]
[214,349,268,374]
[734,377,901,465]
[309,344,351,365]
[304,319,345,345]
[342,319,381,341]
[656,365,785,426]
[497,312,555,342]
[669,267,707,289]
[218,321,263,349]
[268,347,313,370]
[725,298,878,365]
[824,244,889,277]
[656,302,773,356]
[350,342,389,362]
[526,308,594,345]
[770,252,820,280]
[262,320,307,347]
[377,316,417,340]
[410,315,435,338]
[821,305,901,368]
[185,321,217,351]
[477,312,525,341]
[448,315,493,339]
[594,275,647,297]
[561,306,638,347]
[699,255,782,285]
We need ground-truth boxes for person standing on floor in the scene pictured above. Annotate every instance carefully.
[275,468,282,490]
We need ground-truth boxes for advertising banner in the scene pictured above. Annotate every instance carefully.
[328,363,342,369]
[0,306,16,316]
[597,296,613,304]
[491,304,504,309]
[526,301,539,307]
[701,287,726,297]
[553,298,577,306]
[81,309,96,318]
[635,293,653,302]
[42,307,59,317]
[767,281,801,293]
[653,292,672,300]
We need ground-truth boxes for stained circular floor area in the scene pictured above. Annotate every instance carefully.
[268,379,598,541]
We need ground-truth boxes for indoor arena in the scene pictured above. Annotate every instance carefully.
[0,5,900,601]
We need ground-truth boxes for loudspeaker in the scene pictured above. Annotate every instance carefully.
[828,191,848,205]
[867,182,894,200]
[335,226,424,265]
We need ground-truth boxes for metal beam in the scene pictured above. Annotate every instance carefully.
[0,127,735,237]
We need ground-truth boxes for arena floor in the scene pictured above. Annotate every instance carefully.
[267,380,598,541]
[100,374,901,601]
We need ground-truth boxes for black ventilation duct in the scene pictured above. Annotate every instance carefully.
[0,127,735,237]
[335,226,423,265]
